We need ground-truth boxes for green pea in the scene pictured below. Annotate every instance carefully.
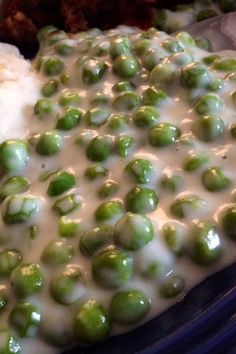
[59,216,80,238]
[97,180,119,199]
[194,93,224,115]
[109,289,150,324]
[150,62,175,86]
[113,55,139,79]
[142,87,168,107]
[202,167,230,191]
[36,131,62,156]
[0,330,21,354]
[114,212,154,250]
[41,79,59,97]
[170,52,194,66]
[191,115,224,142]
[203,55,220,65]
[110,37,132,59]
[60,71,72,86]
[46,31,66,45]
[0,139,29,173]
[160,173,183,193]
[0,249,22,276]
[197,8,217,21]
[231,91,236,106]
[75,129,97,146]
[50,265,86,305]
[86,135,112,162]
[112,81,136,93]
[149,123,180,147]
[180,63,211,88]
[90,92,110,107]
[190,221,222,265]
[176,32,196,48]
[41,239,73,265]
[162,38,185,53]
[107,114,130,132]
[34,98,54,118]
[10,301,41,337]
[42,57,64,76]
[59,92,80,107]
[221,204,236,240]
[218,0,236,12]
[151,9,168,32]
[125,186,158,213]
[159,274,185,298]
[55,39,75,55]
[115,135,134,157]
[85,107,110,126]
[0,176,30,200]
[11,263,43,297]
[170,195,205,219]
[82,59,107,84]
[92,41,110,57]
[84,163,108,180]
[52,194,80,216]
[74,300,110,343]
[37,25,58,42]
[134,39,152,57]
[92,247,133,288]
[2,195,40,224]
[125,158,154,184]
[0,284,8,311]
[208,78,224,92]
[113,91,140,111]
[213,57,236,71]
[195,37,212,51]
[143,48,167,71]
[95,200,124,223]
[56,108,82,131]
[47,171,75,196]
[134,106,159,127]
[230,123,236,139]
[183,152,209,171]
[79,224,113,256]
[163,222,186,256]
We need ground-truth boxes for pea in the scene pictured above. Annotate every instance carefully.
[125,158,154,184]
[59,216,80,238]
[90,92,110,107]
[221,205,236,240]
[60,72,72,86]
[183,152,209,171]
[194,93,224,115]
[170,52,194,66]
[218,0,236,12]
[109,289,150,324]
[10,302,41,337]
[74,300,110,343]
[11,263,43,297]
[0,139,29,173]
[79,224,113,256]
[0,176,30,200]
[113,92,140,111]
[150,62,175,85]
[34,98,54,118]
[202,167,230,191]
[197,8,217,21]
[208,78,224,92]
[92,41,110,57]
[149,123,180,147]
[50,265,86,305]
[162,39,185,53]
[134,39,151,57]
[41,239,73,265]
[92,247,133,288]
[41,79,59,97]
[52,194,80,216]
[231,91,236,106]
[230,123,236,139]
[176,32,196,48]
[0,249,22,276]
[0,330,21,354]
[107,114,130,132]
[85,107,110,126]
[143,47,167,71]
[159,274,185,298]
[190,221,222,265]
[160,173,183,193]
[59,92,80,107]
[112,81,136,93]
[113,55,139,79]
[56,108,82,131]
[0,284,8,311]
[75,129,97,146]
[2,195,40,224]
[55,39,75,55]
[114,212,154,250]
[151,9,168,32]
[42,57,64,76]
[163,222,186,256]
[180,63,211,89]
[47,171,75,197]
[97,180,119,199]
[142,87,168,107]
[134,106,159,127]
[195,37,212,51]
[191,115,224,141]
[37,25,58,42]
[203,55,220,65]
[82,59,107,84]
[125,186,158,213]
[46,31,66,45]
[36,131,62,156]
[170,195,205,219]
[213,57,236,71]
[84,163,108,180]
[115,135,134,157]
[109,37,132,59]
[86,135,112,162]
[95,200,124,223]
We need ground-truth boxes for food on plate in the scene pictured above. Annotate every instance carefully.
[0,23,236,354]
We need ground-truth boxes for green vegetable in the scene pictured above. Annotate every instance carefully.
[110,37,132,59]
[143,47,167,71]
[125,158,154,184]
[55,40,75,55]
[221,204,236,240]
[84,163,108,180]
[202,167,230,191]
[97,180,119,199]
[41,239,73,265]
[0,139,29,173]
[148,123,180,147]
[11,263,43,297]
[125,186,158,213]
[115,135,134,157]
[47,171,75,196]
[85,107,110,126]
[160,173,183,193]
[59,92,80,106]
[82,59,108,84]
[197,9,217,21]
[34,98,54,118]
[0,284,8,311]
[159,274,185,298]
[95,200,124,223]
[162,38,185,53]
[10,302,41,337]
[0,330,21,354]
[0,176,30,200]
[56,108,82,130]
[107,114,130,132]
[163,222,186,256]
[113,55,139,79]
[52,194,80,216]
[183,152,209,171]
[86,135,112,162]
[194,93,224,115]
[36,131,62,156]
[42,57,64,76]
[112,81,136,93]
[0,249,22,276]
[59,216,80,238]
[180,63,211,88]
[191,115,224,141]
[218,0,236,12]
[150,62,175,85]
[2,195,40,224]
[142,87,168,107]
[113,91,140,111]
[79,224,113,256]
[133,106,159,127]
[170,195,205,219]
[214,57,236,71]
[41,79,59,97]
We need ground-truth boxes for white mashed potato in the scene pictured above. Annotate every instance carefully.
[0,43,40,142]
